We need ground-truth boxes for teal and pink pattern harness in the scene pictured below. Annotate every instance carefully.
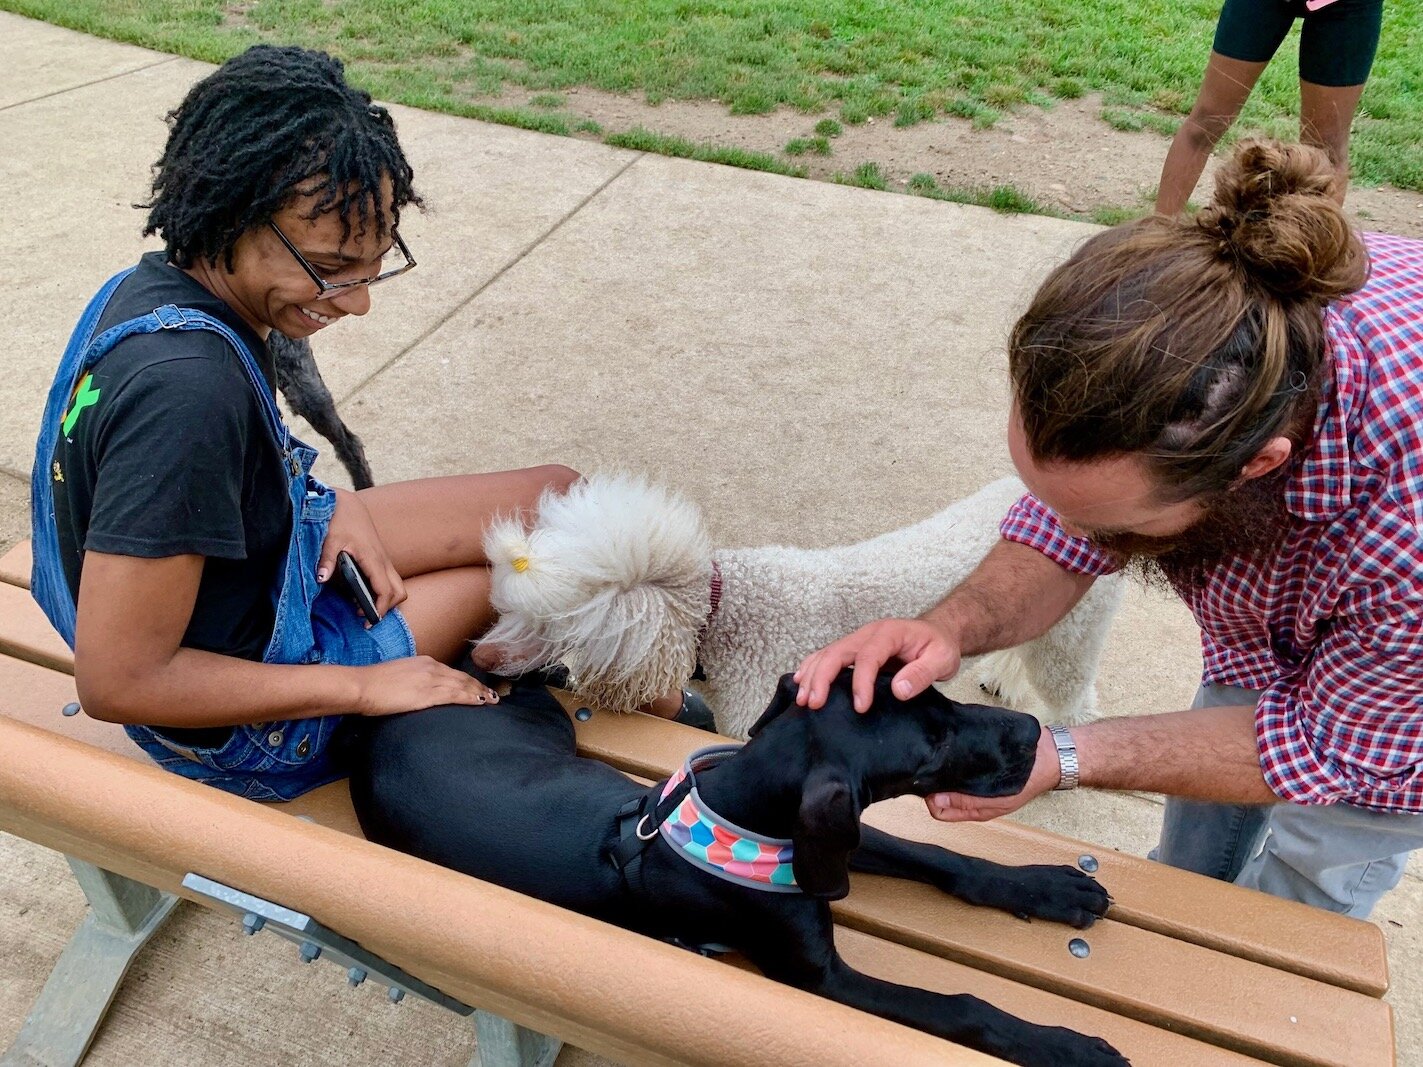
[656,745,799,892]
[610,744,800,894]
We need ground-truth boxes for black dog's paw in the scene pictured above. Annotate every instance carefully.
[959,864,1111,929]
[1021,1026,1131,1067]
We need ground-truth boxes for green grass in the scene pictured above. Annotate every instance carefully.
[1089,204,1145,226]
[785,135,832,156]
[813,118,843,138]
[603,127,806,177]
[833,162,888,190]
[1101,106,1180,137]
[907,173,1066,216]
[3,0,1418,189]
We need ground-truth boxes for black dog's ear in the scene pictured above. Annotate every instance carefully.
[792,764,862,899]
[747,674,800,738]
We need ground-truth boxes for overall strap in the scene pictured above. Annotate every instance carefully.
[31,268,137,499]
[88,304,290,454]
[30,268,138,647]
[30,290,292,648]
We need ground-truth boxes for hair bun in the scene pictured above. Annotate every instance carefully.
[1196,140,1367,301]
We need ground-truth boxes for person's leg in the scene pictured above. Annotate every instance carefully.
[359,464,580,578]
[1296,0,1383,203]
[1151,683,1274,877]
[351,464,572,665]
[1155,0,1295,216]
[363,465,694,717]
[396,565,495,664]
[1156,52,1272,216]
[1237,801,1423,918]
[374,566,694,716]
[1298,82,1367,201]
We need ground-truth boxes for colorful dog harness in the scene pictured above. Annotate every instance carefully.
[609,744,801,894]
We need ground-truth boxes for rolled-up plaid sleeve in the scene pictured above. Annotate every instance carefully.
[998,492,1120,577]
[1256,613,1423,812]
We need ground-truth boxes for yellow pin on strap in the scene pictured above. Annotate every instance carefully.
[512,556,530,573]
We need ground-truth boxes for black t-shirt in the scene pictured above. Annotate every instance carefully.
[50,253,293,671]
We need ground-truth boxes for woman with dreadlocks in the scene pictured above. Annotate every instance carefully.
[796,140,1423,919]
[29,46,696,802]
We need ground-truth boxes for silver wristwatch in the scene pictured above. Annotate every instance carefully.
[1046,724,1080,791]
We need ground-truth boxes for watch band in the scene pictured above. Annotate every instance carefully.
[1046,724,1080,791]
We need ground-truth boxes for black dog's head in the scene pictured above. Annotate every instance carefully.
[745,669,1041,898]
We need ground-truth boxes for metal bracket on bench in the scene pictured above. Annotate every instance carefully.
[181,874,561,1067]
[2,859,181,1067]
[183,872,472,1014]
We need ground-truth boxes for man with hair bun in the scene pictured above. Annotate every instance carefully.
[797,140,1423,917]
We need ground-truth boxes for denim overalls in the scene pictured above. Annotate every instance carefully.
[31,267,416,801]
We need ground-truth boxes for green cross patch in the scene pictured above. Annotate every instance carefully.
[62,374,101,436]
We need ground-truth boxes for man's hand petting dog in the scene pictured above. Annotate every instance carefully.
[353,657,499,716]
[794,619,1064,823]
[794,616,961,713]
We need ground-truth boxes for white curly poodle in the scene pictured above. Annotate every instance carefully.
[478,473,1122,738]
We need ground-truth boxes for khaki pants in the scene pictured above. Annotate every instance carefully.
[1150,683,1423,918]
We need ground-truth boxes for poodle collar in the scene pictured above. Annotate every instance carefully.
[653,745,800,893]
[707,561,723,622]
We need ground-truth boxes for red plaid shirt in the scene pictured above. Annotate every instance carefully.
[1000,233,1423,814]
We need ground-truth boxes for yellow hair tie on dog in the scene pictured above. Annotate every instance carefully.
[512,556,530,573]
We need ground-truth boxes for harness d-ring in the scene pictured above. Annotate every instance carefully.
[635,814,658,841]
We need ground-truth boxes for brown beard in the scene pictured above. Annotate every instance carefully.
[1091,470,1293,596]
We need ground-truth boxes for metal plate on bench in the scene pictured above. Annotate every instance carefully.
[182,872,473,1016]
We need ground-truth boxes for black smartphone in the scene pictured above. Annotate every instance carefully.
[336,550,382,624]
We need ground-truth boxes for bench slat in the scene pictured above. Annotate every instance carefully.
[837,847,1391,1067]
[0,540,29,588]
[888,817,1390,997]
[0,655,367,836]
[0,655,121,754]
[0,581,73,674]
[833,928,1273,1067]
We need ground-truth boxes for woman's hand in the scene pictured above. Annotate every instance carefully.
[354,657,500,716]
[319,488,406,621]
[793,617,964,713]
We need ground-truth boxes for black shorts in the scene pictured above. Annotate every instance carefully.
[1213,0,1383,87]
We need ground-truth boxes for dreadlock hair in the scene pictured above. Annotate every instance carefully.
[142,44,422,270]
[1009,140,1368,504]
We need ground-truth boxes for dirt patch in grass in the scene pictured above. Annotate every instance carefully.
[495,86,1423,236]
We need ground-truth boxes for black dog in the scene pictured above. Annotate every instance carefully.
[349,672,1129,1066]
[270,331,374,489]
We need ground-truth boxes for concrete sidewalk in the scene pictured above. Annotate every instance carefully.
[0,12,1418,1065]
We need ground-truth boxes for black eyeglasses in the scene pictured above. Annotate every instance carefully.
[268,221,417,300]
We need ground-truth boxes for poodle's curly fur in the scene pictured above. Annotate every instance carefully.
[479,474,1122,737]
